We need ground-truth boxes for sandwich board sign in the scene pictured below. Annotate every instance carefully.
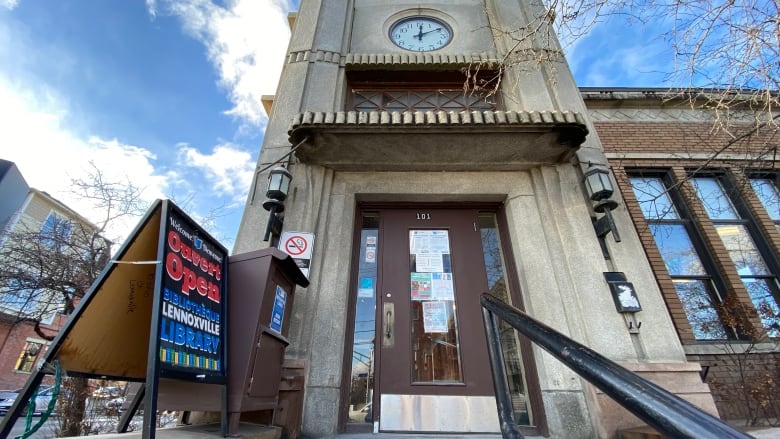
[0,200,229,439]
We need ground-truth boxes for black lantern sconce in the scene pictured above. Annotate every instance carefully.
[584,165,621,242]
[262,166,292,243]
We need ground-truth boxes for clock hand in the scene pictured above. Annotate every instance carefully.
[420,27,443,37]
[416,25,423,41]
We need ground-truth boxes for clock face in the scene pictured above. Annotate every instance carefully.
[389,16,452,52]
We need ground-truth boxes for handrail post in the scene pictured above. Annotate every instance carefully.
[481,306,523,439]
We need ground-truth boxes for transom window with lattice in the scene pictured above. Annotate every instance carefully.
[351,89,498,112]
[347,70,501,113]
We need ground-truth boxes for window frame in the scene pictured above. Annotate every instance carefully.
[691,171,780,337]
[346,70,502,112]
[14,340,44,373]
[748,171,780,230]
[628,170,736,340]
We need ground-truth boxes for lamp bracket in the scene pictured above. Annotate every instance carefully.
[263,198,285,213]
[594,199,618,213]
[594,209,621,242]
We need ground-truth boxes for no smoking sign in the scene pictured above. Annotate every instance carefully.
[285,236,308,256]
[279,231,315,278]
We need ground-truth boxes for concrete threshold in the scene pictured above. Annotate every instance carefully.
[320,435,503,439]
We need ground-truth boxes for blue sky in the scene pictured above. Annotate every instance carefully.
[0,0,670,250]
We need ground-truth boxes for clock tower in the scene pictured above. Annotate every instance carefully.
[234,1,718,437]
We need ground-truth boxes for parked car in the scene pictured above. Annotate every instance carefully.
[104,396,126,410]
[0,389,19,406]
[92,386,122,398]
[0,387,57,415]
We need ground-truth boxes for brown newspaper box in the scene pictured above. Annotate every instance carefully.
[227,248,308,426]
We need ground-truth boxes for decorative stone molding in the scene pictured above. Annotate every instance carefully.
[343,52,502,69]
[286,110,588,171]
[287,49,342,64]
[285,50,505,68]
[290,109,586,130]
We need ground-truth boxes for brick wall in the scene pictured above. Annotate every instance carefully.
[593,118,780,424]
[595,121,778,156]
[0,315,63,390]
[688,351,780,423]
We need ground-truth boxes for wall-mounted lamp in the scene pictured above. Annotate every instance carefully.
[584,165,621,242]
[262,166,292,242]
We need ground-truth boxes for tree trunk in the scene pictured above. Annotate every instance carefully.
[58,377,90,437]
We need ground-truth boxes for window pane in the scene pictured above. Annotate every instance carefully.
[41,212,72,248]
[750,178,780,221]
[650,224,706,275]
[15,341,43,372]
[715,224,771,275]
[4,291,29,311]
[742,278,780,337]
[409,230,463,383]
[673,280,728,340]
[347,214,378,423]
[478,214,532,426]
[629,177,679,219]
[692,177,739,220]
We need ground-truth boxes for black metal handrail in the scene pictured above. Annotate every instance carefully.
[480,293,751,439]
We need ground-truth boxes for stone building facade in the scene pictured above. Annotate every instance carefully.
[233,2,735,437]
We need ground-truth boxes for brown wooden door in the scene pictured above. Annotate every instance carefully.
[377,208,494,400]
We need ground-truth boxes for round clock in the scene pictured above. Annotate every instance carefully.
[389,16,452,52]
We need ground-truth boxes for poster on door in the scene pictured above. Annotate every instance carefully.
[422,301,449,333]
[431,272,454,300]
[410,230,450,254]
[411,272,432,300]
[415,253,444,272]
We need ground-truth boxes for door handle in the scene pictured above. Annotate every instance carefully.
[385,310,393,338]
[383,302,394,347]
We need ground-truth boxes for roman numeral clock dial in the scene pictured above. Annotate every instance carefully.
[389,16,452,52]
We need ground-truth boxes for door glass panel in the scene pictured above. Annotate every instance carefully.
[347,213,378,423]
[478,214,532,425]
[409,230,463,383]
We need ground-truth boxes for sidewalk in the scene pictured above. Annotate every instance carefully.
[53,422,780,439]
[61,423,279,438]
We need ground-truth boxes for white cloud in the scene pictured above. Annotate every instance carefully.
[0,0,19,11]
[0,78,169,241]
[154,0,291,127]
[0,3,266,247]
[146,0,157,18]
[178,142,255,201]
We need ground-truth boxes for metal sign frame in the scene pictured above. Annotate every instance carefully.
[0,200,229,439]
